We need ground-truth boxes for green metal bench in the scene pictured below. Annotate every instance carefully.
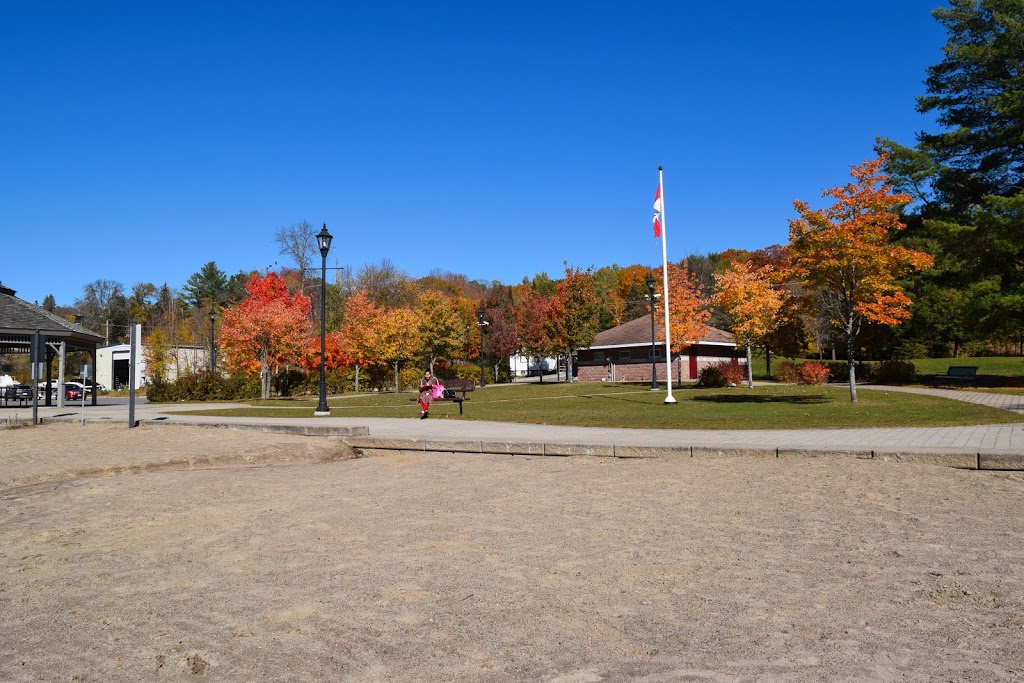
[934,365,978,387]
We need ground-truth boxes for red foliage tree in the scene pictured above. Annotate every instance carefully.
[217,272,312,399]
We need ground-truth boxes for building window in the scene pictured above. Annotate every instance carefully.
[648,347,664,358]
[594,351,604,363]
[619,350,631,360]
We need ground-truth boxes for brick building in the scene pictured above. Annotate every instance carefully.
[575,316,740,383]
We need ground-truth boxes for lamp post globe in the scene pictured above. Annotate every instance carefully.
[314,223,333,416]
[645,273,658,390]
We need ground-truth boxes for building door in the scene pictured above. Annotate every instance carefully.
[688,354,698,380]
[113,359,129,390]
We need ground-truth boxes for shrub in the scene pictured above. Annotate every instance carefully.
[876,359,916,384]
[775,361,800,384]
[147,371,260,402]
[826,361,875,383]
[696,361,745,388]
[797,361,831,385]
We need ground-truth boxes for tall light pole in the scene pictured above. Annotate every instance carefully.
[645,273,658,390]
[477,311,490,387]
[208,309,216,373]
[314,223,333,416]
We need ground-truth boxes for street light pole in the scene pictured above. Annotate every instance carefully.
[208,309,216,373]
[314,223,333,416]
[645,273,658,390]
[477,312,490,387]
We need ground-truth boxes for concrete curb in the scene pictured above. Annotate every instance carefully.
[37,416,369,438]
[343,437,1024,471]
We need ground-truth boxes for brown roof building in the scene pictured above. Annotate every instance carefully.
[576,316,740,383]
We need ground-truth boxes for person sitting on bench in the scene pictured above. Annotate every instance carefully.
[418,369,437,419]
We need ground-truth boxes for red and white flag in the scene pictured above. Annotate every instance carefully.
[652,182,663,237]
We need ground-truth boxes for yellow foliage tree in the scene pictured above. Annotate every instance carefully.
[715,262,786,388]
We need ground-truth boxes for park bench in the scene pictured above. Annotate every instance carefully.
[411,379,476,415]
[934,365,978,387]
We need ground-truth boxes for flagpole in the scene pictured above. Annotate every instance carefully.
[658,166,677,404]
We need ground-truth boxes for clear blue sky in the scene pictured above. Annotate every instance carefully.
[2,1,948,307]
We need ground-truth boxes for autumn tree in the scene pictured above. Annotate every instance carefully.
[217,272,312,399]
[715,262,786,388]
[482,307,519,381]
[356,259,416,309]
[788,157,933,403]
[340,290,382,392]
[143,329,172,383]
[297,331,352,378]
[515,293,552,382]
[416,290,468,373]
[657,263,711,368]
[374,307,421,392]
[546,264,601,381]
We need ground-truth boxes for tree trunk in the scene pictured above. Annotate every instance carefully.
[765,346,772,379]
[537,356,544,383]
[746,338,754,389]
[393,361,400,393]
[260,360,271,400]
[847,327,858,404]
[354,363,360,392]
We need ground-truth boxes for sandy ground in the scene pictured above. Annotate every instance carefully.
[1,424,1023,682]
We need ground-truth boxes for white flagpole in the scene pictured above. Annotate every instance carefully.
[658,166,677,404]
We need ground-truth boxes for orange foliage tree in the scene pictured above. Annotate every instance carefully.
[218,272,312,399]
[715,261,786,388]
[296,331,352,377]
[339,290,382,392]
[657,262,711,366]
[788,157,933,402]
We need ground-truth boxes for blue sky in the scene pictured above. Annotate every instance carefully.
[2,1,948,307]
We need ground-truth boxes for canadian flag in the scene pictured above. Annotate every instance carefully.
[652,182,663,237]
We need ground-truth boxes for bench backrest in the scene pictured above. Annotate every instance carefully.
[444,379,476,392]
[946,366,978,377]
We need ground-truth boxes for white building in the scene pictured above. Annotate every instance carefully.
[96,343,210,390]
[508,354,558,378]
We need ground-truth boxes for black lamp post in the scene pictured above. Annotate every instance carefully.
[208,309,216,373]
[314,223,333,416]
[645,273,658,390]
[477,312,490,387]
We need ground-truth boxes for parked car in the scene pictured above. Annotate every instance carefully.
[4,384,33,401]
[64,384,84,401]
[36,381,58,399]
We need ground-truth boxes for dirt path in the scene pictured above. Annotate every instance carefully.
[2,424,1023,681]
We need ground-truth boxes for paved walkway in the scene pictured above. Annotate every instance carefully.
[5,384,1022,455]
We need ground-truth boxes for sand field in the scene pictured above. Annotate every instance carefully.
[1,423,1023,681]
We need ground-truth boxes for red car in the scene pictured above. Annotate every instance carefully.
[64,384,83,401]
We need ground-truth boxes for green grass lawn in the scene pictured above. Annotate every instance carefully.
[177,381,1022,430]
[751,355,1024,391]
